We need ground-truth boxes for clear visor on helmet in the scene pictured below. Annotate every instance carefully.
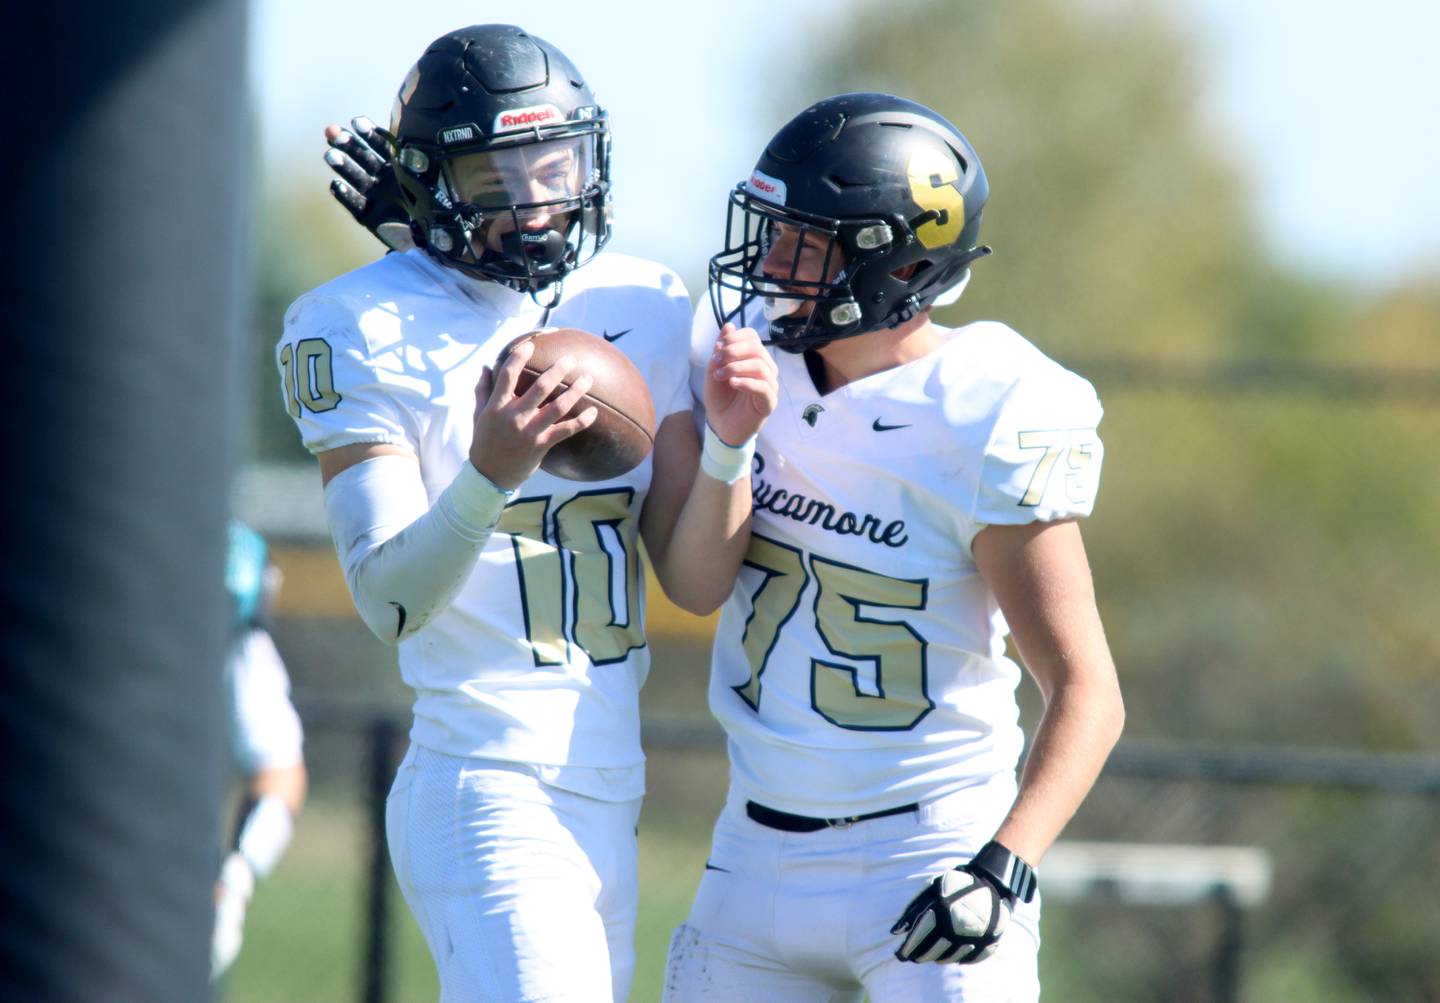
[444,136,596,211]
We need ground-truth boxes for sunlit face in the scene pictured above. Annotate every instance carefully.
[445,137,591,251]
[756,220,847,325]
[761,221,845,289]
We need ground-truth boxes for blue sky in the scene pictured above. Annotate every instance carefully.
[251,0,1439,290]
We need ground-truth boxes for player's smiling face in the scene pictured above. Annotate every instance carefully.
[758,221,846,323]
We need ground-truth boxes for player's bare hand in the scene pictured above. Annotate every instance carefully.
[705,323,778,445]
[323,116,415,251]
[468,340,598,490]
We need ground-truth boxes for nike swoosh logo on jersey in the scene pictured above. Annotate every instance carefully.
[602,328,632,342]
[704,862,732,873]
[872,418,911,432]
[388,601,408,638]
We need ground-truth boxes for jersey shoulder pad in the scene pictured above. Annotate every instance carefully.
[571,250,690,304]
[558,250,693,358]
[560,251,694,418]
[277,256,430,455]
[952,322,1105,529]
[282,253,428,358]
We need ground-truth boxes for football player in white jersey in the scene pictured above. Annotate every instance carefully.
[282,24,777,1003]
[662,93,1126,1002]
[213,521,307,980]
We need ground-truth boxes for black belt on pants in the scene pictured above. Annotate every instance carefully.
[745,800,920,832]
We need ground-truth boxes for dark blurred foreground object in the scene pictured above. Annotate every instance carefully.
[1,3,248,1001]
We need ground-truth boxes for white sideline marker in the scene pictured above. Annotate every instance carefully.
[1040,841,1273,909]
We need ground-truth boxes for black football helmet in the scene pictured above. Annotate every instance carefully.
[382,25,611,295]
[709,93,991,351]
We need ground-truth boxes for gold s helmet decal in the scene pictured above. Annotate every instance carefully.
[906,148,966,250]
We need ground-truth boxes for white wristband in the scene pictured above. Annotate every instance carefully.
[235,795,293,880]
[700,424,756,485]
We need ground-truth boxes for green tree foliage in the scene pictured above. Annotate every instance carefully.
[801,0,1261,359]
[802,0,1439,742]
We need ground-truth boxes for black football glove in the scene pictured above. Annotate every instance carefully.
[324,116,414,252]
[890,840,1036,965]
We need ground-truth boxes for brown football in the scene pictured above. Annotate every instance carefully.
[496,327,657,481]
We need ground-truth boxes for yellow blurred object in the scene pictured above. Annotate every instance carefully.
[270,545,353,619]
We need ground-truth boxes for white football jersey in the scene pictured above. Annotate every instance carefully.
[278,250,692,792]
[227,627,304,774]
[692,304,1104,817]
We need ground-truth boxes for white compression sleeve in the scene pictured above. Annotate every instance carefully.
[323,453,512,643]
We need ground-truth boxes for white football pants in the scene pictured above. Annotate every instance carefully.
[662,784,1041,1003]
[387,745,642,1003]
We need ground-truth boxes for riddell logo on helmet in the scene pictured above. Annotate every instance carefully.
[746,170,787,206]
[494,104,562,133]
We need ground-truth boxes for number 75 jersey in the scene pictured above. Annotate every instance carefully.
[700,317,1105,818]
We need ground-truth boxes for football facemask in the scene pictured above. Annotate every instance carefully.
[434,136,601,287]
[386,25,614,296]
[709,93,993,351]
[415,132,605,294]
[708,192,869,353]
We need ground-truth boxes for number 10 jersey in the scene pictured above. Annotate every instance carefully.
[279,249,692,794]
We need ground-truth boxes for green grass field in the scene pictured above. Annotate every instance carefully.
[224,614,1410,1002]
[221,786,1379,1003]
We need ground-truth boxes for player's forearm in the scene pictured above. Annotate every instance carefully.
[247,762,307,818]
[326,454,510,643]
[992,671,1124,865]
[652,472,754,615]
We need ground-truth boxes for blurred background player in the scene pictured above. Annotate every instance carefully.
[214,520,308,980]
[661,93,1125,1002]
[287,23,776,1003]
